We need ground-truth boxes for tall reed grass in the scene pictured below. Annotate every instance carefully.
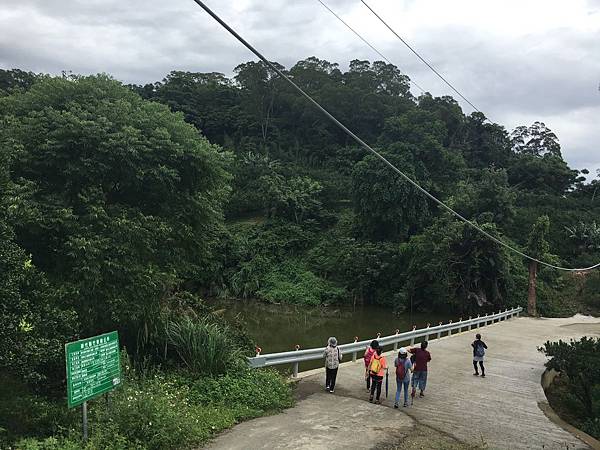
[166,314,244,375]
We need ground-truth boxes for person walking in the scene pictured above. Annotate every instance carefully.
[363,339,379,392]
[368,346,387,404]
[409,340,431,398]
[323,336,343,392]
[394,347,413,408]
[472,333,488,377]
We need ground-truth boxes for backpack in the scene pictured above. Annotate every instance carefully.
[364,347,375,365]
[474,342,485,357]
[370,356,382,375]
[396,358,408,380]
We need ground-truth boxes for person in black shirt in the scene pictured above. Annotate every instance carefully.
[472,333,488,377]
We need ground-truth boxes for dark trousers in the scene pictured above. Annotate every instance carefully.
[473,360,485,375]
[370,374,383,400]
[326,367,338,390]
[366,369,371,389]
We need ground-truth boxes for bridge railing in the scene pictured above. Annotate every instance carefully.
[247,307,523,376]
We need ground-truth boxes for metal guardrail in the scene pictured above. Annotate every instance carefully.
[248,307,523,377]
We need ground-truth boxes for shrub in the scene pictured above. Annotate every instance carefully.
[540,337,600,439]
[0,222,78,390]
[165,313,245,375]
[86,375,233,450]
[257,261,345,305]
[582,418,600,439]
[0,374,78,447]
[16,436,83,450]
[188,368,293,417]
[8,366,293,450]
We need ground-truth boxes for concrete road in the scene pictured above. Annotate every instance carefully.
[205,315,600,450]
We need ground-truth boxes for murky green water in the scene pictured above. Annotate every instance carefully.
[208,299,454,372]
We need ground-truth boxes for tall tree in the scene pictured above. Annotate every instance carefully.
[0,68,37,95]
[351,149,430,240]
[0,75,230,340]
[234,61,284,145]
[149,71,243,145]
[462,112,511,169]
[525,215,550,316]
[511,121,561,157]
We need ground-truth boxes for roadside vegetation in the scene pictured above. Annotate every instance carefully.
[540,337,600,440]
[0,60,598,448]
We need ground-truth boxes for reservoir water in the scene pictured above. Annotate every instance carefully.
[208,299,455,372]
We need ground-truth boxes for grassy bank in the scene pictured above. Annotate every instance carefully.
[2,367,293,450]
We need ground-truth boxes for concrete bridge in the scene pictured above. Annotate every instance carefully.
[206,314,600,450]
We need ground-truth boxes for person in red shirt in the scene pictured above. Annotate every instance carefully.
[408,341,431,398]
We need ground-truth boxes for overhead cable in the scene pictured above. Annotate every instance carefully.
[360,0,487,119]
[188,0,600,272]
[316,0,426,94]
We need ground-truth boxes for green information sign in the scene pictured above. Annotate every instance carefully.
[66,331,121,408]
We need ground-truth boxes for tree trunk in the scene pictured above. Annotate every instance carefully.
[527,260,538,316]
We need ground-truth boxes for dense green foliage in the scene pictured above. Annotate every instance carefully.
[0,71,292,449]
[1,59,599,447]
[3,368,292,450]
[126,59,600,314]
[0,75,230,339]
[540,337,600,438]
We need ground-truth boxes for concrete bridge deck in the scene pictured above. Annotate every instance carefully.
[206,315,600,450]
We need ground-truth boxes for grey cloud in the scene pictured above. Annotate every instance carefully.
[0,0,598,173]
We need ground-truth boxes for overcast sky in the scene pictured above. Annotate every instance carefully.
[1,0,599,176]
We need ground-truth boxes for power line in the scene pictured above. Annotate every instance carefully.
[188,0,600,273]
[360,0,487,119]
[315,0,427,94]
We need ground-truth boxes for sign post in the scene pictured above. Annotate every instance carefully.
[65,331,121,441]
[82,401,88,441]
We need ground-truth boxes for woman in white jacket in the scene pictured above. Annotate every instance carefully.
[323,336,343,393]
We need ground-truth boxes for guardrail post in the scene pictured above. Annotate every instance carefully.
[458,318,463,333]
[292,344,300,378]
[393,330,400,351]
[476,314,480,328]
[410,325,416,346]
[352,337,358,362]
[448,320,453,337]
[425,323,431,341]
[517,309,520,317]
[468,316,472,331]
[437,321,442,339]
